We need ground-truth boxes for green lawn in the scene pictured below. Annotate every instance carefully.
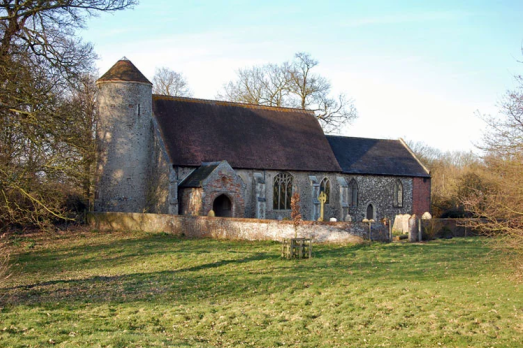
[1,230,521,347]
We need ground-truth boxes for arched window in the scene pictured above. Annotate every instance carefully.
[393,180,403,208]
[320,178,330,204]
[348,179,358,208]
[273,172,293,210]
[366,204,374,219]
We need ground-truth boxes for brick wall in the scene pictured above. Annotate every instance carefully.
[412,177,431,216]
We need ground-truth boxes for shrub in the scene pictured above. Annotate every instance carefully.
[422,219,442,241]
[0,237,10,290]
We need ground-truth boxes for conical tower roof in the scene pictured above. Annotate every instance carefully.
[97,57,152,85]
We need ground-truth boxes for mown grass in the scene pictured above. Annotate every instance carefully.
[0,230,521,347]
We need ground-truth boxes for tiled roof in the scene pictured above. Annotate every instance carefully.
[152,96,342,172]
[326,136,430,177]
[97,58,152,85]
[179,162,220,188]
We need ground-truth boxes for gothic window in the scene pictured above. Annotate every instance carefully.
[348,179,358,208]
[320,178,330,204]
[341,186,349,206]
[273,172,293,210]
[366,204,374,219]
[393,180,403,208]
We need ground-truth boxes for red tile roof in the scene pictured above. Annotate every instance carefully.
[152,96,342,172]
[97,58,152,85]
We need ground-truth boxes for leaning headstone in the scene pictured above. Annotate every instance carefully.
[408,214,418,242]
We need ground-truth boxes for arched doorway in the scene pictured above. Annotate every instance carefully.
[213,194,232,217]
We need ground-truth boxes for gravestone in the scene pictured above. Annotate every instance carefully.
[421,212,432,219]
[408,214,418,242]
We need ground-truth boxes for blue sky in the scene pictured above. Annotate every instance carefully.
[80,0,523,152]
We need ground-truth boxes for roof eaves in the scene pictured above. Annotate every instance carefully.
[341,170,431,178]
[398,138,431,176]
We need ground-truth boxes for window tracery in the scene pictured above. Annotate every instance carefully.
[273,172,293,210]
[393,180,403,207]
[320,178,330,204]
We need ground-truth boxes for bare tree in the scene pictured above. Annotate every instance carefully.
[152,67,192,97]
[0,0,135,229]
[405,140,443,169]
[0,1,137,79]
[463,74,523,278]
[217,52,358,133]
[406,139,481,217]
[218,63,291,106]
[0,237,9,290]
[57,74,98,209]
[288,53,357,133]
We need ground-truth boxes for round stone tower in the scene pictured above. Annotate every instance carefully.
[95,57,153,212]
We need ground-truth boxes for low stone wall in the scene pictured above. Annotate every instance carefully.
[422,218,481,239]
[87,212,390,243]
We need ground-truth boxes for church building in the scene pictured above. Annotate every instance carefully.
[94,58,431,223]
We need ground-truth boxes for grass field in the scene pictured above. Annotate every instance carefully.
[1,230,521,347]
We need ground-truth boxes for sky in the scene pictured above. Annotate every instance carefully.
[80,0,523,153]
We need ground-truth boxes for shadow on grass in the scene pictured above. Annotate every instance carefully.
[1,251,276,306]
[9,234,277,277]
[0,237,495,309]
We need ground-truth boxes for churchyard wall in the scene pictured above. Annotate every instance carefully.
[88,212,391,243]
[421,218,480,238]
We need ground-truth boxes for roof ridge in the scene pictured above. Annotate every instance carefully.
[152,94,315,114]
[326,135,399,142]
